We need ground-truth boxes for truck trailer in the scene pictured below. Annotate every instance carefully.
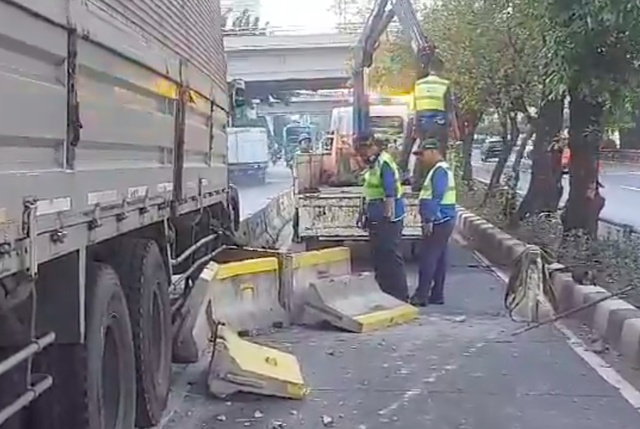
[227,127,270,185]
[0,1,238,428]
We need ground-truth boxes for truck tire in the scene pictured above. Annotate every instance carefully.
[113,239,171,428]
[31,263,136,429]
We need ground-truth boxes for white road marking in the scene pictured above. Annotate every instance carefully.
[453,233,640,412]
[621,185,640,192]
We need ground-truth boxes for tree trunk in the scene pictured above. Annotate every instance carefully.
[460,110,483,182]
[486,112,519,197]
[619,112,640,149]
[511,123,533,175]
[517,98,564,219]
[562,90,605,237]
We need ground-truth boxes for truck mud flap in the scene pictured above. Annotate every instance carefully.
[172,248,287,363]
[207,304,308,400]
[279,247,352,325]
[304,272,419,333]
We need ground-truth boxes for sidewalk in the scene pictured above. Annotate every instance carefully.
[161,243,640,429]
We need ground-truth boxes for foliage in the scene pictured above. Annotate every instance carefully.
[223,8,269,35]
[460,180,640,308]
[365,0,545,116]
[530,0,640,110]
[329,0,371,31]
[368,37,419,94]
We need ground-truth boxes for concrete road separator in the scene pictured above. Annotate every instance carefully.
[280,246,352,324]
[235,189,295,248]
[202,255,288,335]
[206,303,308,400]
[304,272,419,333]
[455,206,640,369]
[551,271,640,369]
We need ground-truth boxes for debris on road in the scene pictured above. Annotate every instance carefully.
[321,415,335,427]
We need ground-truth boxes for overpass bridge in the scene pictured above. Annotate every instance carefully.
[225,33,356,97]
[256,97,352,115]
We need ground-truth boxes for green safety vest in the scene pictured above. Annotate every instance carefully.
[419,160,456,204]
[414,75,450,111]
[362,151,403,202]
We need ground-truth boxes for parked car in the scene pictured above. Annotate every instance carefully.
[480,137,504,161]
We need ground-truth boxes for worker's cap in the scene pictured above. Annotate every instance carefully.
[298,133,311,142]
[353,132,376,151]
[413,138,440,153]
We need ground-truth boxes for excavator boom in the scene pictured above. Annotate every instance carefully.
[352,0,434,139]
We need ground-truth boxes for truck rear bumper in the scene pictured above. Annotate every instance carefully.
[229,163,268,174]
[295,188,422,241]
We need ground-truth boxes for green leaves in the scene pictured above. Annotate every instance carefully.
[365,0,640,130]
[533,0,640,115]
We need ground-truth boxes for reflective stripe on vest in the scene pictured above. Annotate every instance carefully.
[414,75,449,111]
[419,161,456,204]
[362,151,403,201]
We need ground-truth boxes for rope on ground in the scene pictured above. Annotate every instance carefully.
[503,242,640,336]
[504,244,557,323]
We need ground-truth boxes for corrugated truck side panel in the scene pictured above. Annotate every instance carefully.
[0,0,228,276]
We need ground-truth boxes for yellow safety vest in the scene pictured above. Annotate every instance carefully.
[419,161,456,204]
[362,151,403,202]
[413,75,450,111]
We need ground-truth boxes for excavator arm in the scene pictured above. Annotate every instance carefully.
[352,0,434,140]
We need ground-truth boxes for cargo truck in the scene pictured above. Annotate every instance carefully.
[0,1,239,428]
[227,127,270,185]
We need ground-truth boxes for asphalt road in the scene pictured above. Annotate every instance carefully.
[161,243,640,429]
[235,163,293,220]
[471,149,640,229]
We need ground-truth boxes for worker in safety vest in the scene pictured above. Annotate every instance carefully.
[355,133,409,301]
[409,139,456,306]
[411,57,453,154]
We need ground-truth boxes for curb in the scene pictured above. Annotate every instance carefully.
[455,207,640,369]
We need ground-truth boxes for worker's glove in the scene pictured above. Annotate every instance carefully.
[421,222,433,237]
[356,215,368,230]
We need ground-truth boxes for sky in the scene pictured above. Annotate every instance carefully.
[261,0,338,33]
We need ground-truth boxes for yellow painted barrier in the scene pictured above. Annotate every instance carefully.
[305,272,419,333]
[202,256,287,334]
[280,247,352,324]
[206,303,308,399]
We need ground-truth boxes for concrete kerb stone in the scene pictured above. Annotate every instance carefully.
[204,257,287,333]
[174,255,288,362]
[279,246,352,325]
[304,272,419,333]
[455,208,517,267]
[172,191,296,363]
[456,206,640,369]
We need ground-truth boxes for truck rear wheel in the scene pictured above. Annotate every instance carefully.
[31,263,136,429]
[113,239,171,428]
